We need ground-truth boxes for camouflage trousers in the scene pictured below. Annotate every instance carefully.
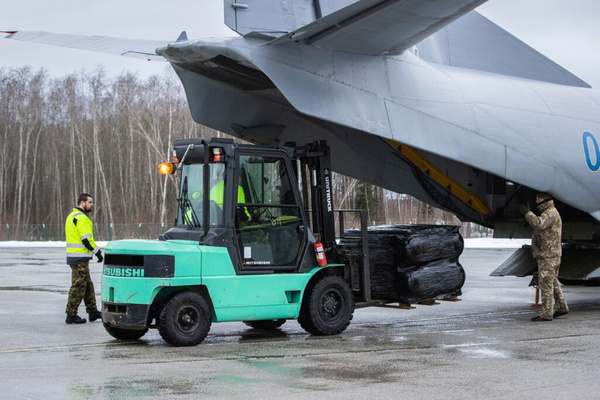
[537,257,569,320]
[65,261,98,316]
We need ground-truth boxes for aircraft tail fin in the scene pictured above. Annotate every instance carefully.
[417,11,590,88]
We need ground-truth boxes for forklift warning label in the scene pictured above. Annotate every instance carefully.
[103,267,145,277]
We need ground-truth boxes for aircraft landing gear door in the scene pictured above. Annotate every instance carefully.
[235,153,306,272]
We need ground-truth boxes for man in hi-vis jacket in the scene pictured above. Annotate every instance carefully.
[65,193,103,324]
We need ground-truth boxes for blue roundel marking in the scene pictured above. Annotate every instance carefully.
[583,131,600,172]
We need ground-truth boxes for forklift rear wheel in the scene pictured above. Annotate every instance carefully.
[243,319,286,330]
[298,274,354,336]
[103,323,148,341]
[158,291,212,346]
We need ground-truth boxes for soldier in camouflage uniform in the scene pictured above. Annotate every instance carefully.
[65,193,104,324]
[522,192,569,321]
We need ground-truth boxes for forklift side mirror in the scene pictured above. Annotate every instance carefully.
[298,225,306,234]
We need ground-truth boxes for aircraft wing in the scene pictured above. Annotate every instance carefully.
[1,31,167,61]
[230,0,487,55]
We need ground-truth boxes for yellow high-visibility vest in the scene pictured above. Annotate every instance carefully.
[65,208,98,265]
[210,180,250,218]
[209,180,247,206]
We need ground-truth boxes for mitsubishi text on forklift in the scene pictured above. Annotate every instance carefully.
[101,138,465,346]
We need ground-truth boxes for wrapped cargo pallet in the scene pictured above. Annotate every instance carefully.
[339,225,465,304]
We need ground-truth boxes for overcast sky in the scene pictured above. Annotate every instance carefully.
[1,0,599,87]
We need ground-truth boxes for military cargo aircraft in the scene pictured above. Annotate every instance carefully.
[4,0,600,280]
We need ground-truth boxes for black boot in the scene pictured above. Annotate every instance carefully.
[66,314,87,324]
[531,316,552,322]
[89,310,102,322]
[553,311,568,318]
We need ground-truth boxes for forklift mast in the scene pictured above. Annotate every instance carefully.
[291,141,337,253]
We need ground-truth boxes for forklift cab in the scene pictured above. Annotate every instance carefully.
[164,138,316,274]
[235,152,305,267]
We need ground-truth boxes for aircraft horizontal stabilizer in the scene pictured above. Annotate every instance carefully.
[2,31,167,61]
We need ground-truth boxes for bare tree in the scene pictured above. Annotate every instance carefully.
[0,66,478,240]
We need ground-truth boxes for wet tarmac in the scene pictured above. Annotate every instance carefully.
[1,246,599,399]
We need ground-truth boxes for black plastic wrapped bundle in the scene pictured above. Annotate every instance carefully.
[395,260,465,303]
[340,224,465,303]
[403,226,464,265]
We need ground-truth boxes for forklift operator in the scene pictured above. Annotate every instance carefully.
[209,179,245,207]
[210,179,251,220]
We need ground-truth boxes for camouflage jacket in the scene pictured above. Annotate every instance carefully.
[525,199,562,259]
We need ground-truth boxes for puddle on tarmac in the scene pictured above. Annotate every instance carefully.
[458,347,510,359]
[443,342,511,359]
[69,376,211,398]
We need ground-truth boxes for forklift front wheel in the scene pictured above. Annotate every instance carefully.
[158,291,212,346]
[298,274,354,336]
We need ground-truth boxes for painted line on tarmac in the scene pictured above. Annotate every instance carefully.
[0,340,140,354]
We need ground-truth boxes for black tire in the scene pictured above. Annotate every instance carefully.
[298,274,354,336]
[103,323,148,341]
[158,292,212,346]
[243,319,286,330]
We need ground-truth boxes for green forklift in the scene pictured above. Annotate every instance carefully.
[101,137,465,346]
[101,138,368,346]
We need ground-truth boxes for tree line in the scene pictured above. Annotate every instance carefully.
[0,67,487,239]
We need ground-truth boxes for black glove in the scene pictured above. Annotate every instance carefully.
[96,250,104,263]
[519,202,530,216]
